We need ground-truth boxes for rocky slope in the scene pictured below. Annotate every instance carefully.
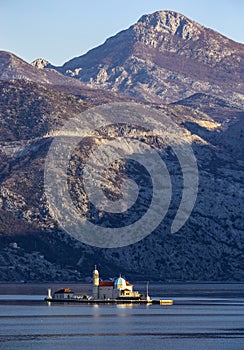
[0,51,132,105]
[0,76,243,281]
[0,10,243,282]
[173,93,243,120]
[53,10,244,104]
[0,51,88,88]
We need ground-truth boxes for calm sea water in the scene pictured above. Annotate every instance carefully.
[0,283,244,350]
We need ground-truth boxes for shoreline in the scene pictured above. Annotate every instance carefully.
[1,281,244,285]
[0,283,243,299]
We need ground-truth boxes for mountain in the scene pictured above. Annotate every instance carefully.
[0,78,135,281]
[0,50,133,106]
[0,76,243,281]
[0,51,88,88]
[54,10,244,104]
[0,11,243,282]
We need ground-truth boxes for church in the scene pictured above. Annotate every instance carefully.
[92,266,145,300]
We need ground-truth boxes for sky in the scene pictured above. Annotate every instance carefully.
[0,0,243,66]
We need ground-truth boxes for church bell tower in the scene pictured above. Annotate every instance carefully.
[92,265,99,299]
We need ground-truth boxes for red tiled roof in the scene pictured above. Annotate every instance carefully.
[54,288,73,294]
[98,280,133,287]
[99,281,114,287]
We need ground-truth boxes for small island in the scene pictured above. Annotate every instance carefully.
[45,266,173,305]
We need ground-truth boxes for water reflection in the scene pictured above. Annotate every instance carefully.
[0,284,244,350]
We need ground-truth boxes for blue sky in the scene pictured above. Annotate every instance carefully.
[0,0,243,65]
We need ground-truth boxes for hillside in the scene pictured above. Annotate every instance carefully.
[0,79,243,281]
[0,10,243,282]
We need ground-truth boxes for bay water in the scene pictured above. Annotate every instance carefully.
[0,283,243,350]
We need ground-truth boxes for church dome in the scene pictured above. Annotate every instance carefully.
[114,276,126,290]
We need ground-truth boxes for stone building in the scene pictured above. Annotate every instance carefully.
[52,288,74,300]
[92,266,142,300]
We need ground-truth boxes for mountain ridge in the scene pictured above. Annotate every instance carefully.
[49,10,243,104]
[0,50,88,88]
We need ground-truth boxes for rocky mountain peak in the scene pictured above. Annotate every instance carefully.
[135,10,202,40]
[31,58,51,69]
[47,10,244,105]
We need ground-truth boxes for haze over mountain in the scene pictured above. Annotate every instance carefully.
[49,11,244,104]
[0,10,243,282]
